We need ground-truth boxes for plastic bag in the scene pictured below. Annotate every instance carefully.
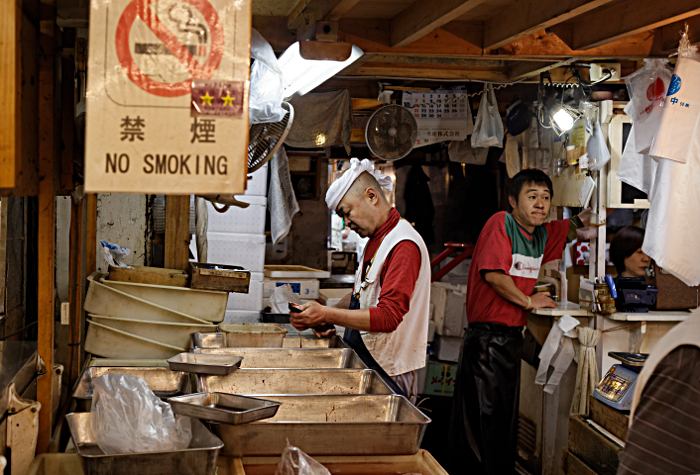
[100,240,132,268]
[269,285,301,314]
[249,29,286,124]
[471,83,504,148]
[586,121,610,171]
[275,442,331,475]
[624,58,672,153]
[90,374,192,454]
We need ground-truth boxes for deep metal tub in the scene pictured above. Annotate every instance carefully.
[66,412,223,475]
[192,348,366,369]
[190,331,345,350]
[213,394,430,456]
[73,366,191,400]
[197,368,393,395]
[167,353,243,375]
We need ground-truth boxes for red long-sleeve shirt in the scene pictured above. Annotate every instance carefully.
[363,209,422,333]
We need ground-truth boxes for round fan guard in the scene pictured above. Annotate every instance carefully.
[365,104,417,161]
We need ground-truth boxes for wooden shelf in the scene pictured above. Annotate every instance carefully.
[605,310,692,322]
[530,301,593,317]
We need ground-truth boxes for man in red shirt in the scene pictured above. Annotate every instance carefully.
[291,159,431,397]
[450,169,589,474]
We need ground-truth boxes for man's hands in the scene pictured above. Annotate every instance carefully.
[530,292,558,309]
[289,302,337,338]
[577,208,592,227]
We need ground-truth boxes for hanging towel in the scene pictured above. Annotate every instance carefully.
[571,326,601,415]
[286,90,353,149]
[268,148,300,245]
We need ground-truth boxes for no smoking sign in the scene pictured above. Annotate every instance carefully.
[85,0,251,194]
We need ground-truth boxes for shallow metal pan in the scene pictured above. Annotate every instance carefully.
[168,392,280,424]
[196,368,392,395]
[73,366,190,400]
[167,353,243,375]
[66,412,223,475]
[192,348,366,369]
[213,394,430,457]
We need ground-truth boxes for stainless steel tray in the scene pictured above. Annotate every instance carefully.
[167,353,243,375]
[213,394,430,456]
[73,366,190,400]
[192,348,366,369]
[168,392,280,424]
[66,412,223,475]
[197,368,393,395]
[190,331,345,349]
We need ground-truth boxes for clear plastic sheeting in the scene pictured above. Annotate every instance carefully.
[90,374,192,454]
[249,29,286,124]
[275,442,331,475]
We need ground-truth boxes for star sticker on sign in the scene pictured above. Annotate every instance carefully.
[200,92,214,106]
[222,93,235,107]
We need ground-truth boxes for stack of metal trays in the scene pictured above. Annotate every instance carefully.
[190,331,346,350]
[213,394,430,457]
[66,412,223,475]
[192,348,367,369]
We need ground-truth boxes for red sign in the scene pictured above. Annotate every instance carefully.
[115,0,224,97]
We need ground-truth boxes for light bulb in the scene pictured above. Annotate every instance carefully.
[552,108,575,131]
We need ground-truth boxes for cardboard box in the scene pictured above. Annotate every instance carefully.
[430,282,467,337]
[423,360,457,397]
[263,278,320,299]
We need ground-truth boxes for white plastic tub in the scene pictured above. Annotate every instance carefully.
[206,195,267,234]
[85,273,209,324]
[263,278,319,299]
[101,277,228,323]
[205,233,266,273]
[88,314,216,349]
[85,319,185,359]
[226,272,264,311]
[218,323,287,348]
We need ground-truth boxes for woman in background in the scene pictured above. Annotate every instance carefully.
[609,226,651,278]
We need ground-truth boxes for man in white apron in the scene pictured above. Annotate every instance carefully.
[290,158,431,398]
[617,307,700,474]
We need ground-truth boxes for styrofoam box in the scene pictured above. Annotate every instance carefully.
[224,310,262,323]
[204,233,266,273]
[206,195,267,234]
[227,272,264,311]
[263,278,320,300]
[244,162,268,196]
[432,334,461,363]
[430,282,467,337]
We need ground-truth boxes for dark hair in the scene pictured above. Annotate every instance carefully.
[509,169,554,202]
[610,226,645,274]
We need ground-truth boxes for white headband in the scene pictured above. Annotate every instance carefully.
[325,158,393,211]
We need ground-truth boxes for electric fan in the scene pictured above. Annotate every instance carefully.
[365,104,417,161]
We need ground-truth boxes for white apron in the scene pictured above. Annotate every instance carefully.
[354,219,431,376]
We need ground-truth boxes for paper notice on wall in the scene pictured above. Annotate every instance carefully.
[402,90,473,147]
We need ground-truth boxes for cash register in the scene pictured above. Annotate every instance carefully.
[593,352,648,412]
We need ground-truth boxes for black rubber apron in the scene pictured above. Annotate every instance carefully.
[343,294,406,397]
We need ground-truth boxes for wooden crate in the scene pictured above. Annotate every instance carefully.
[108,265,189,287]
[589,396,629,442]
[562,448,598,475]
[568,415,623,475]
[190,262,251,293]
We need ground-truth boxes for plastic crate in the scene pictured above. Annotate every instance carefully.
[204,233,266,273]
[227,272,264,311]
[206,195,267,234]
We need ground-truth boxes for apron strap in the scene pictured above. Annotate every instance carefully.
[343,295,406,397]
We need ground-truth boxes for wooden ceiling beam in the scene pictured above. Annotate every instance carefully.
[347,64,509,81]
[389,0,487,48]
[570,0,700,50]
[287,0,362,30]
[483,0,616,50]
[660,15,700,51]
[507,59,575,81]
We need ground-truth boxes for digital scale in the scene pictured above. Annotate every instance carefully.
[593,352,648,412]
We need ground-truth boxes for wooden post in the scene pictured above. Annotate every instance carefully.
[37,0,57,453]
[164,196,191,270]
[86,194,97,276]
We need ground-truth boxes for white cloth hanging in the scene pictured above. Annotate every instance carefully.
[617,103,657,194]
[268,148,300,245]
[571,326,601,415]
[535,315,580,394]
